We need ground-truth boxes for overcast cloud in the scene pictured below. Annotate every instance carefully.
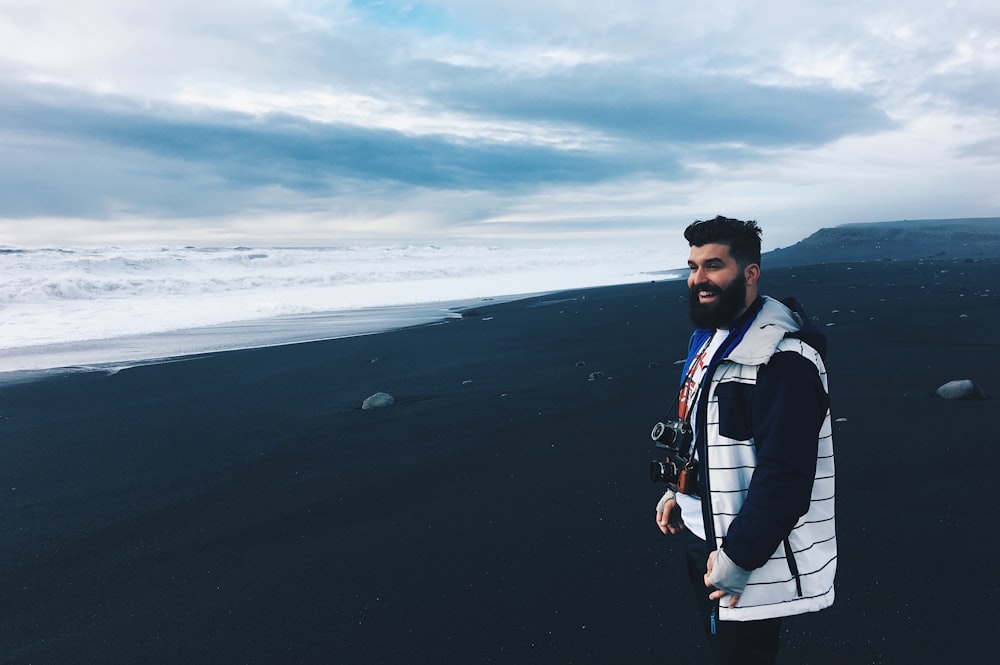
[1,0,998,247]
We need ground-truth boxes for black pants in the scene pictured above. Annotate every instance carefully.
[685,531,782,665]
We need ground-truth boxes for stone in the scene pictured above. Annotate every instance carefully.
[935,380,986,400]
[362,392,395,409]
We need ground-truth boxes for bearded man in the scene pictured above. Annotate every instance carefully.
[654,216,837,664]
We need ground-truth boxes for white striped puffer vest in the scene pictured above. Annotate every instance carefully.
[706,335,837,622]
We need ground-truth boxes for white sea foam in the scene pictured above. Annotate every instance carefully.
[0,242,684,376]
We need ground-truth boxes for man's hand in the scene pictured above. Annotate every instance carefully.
[655,494,684,535]
[705,550,743,608]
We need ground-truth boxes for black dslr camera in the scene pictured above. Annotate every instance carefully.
[650,419,696,493]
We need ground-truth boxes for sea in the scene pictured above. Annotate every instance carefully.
[0,242,684,382]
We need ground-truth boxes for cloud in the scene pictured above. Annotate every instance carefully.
[422,61,895,146]
[0,82,692,218]
[0,1,998,244]
[959,135,1000,162]
[0,54,893,220]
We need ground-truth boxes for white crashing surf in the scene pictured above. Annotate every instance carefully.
[0,242,683,375]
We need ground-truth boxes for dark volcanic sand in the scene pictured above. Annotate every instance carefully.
[2,258,998,664]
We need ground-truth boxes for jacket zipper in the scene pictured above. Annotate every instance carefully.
[700,356,721,634]
[698,363,718,552]
[695,309,762,627]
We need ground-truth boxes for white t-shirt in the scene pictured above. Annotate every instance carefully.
[675,329,728,540]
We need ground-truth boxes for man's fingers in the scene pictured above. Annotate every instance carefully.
[655,512,669,534]
[656,500,686,535]
[707,588,740,608]
[656,510,682,534]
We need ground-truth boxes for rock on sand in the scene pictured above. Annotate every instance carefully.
[362,392,395,409]
[935,380,987,400]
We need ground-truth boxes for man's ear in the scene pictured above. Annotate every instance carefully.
[744,263,760,286]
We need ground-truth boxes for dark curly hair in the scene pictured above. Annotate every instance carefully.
[684,215,762,268]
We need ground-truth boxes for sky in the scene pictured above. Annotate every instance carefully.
[0,0,998,250]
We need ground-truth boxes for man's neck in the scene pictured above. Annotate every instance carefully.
[722,295,764,332]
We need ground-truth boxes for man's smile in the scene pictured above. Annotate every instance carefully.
[694,285,722,303]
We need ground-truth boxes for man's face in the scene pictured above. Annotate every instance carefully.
[687,243,753,329]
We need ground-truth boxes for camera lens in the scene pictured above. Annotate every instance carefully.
[651,422,676,445]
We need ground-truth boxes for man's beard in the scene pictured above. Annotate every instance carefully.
[688,274,747,329]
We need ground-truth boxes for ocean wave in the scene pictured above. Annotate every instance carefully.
[1,245,594,303]
[0,242,681,358]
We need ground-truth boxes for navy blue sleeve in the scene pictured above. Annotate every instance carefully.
[722,350,828,570]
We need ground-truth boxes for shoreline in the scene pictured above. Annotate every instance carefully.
[0,242,683,366]
[0,273,685,383]
[0,293,540,382]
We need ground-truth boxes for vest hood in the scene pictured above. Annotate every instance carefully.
[727,296,804,365]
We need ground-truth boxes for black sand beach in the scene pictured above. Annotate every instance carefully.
[3,256,999,663]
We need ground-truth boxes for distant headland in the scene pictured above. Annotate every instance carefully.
[764,217,1000,267]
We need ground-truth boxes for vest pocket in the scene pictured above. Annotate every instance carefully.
[714,381,754,441]
[783,539,803,597]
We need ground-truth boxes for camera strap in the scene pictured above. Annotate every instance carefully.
[678,331,715,415]
[675,330,725,462]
